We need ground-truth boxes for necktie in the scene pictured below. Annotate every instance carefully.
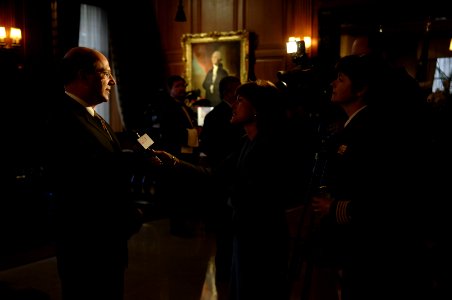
[94,112,113,141]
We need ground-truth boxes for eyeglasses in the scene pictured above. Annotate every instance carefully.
[96,70,113,79]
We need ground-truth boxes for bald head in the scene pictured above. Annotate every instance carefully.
[61,47,115,107]
[61,47,107,85]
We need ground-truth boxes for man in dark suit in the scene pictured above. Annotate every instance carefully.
[156,75,202,237]
[202,50,229,106]
[43,47,145,300]
[157,75,200,163]
[200,75,243,168]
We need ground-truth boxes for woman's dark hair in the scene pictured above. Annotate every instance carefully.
[236,79,281,112]
[236,79,289,135]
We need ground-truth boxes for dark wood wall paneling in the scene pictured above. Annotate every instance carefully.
[157,0,452,86]
[155,0,294,84]
[3,0,452,132]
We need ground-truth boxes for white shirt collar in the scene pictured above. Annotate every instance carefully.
[344,105,367,128]
[65,91,95,117]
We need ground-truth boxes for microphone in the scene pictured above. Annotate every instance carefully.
[136,132,156,154]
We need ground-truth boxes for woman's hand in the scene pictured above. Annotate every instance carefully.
[153,150,179,167]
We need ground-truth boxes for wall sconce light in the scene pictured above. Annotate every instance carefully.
[0,26,22,48]
[449,38,452,51]
[286,36,311,55]
[303,36,311,51]
[175,0,187,22]
[286,36,311,68]
[286,36,312,67]
[286,37,301,54]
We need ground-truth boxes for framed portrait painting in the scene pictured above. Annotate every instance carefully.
[181,30,249,105]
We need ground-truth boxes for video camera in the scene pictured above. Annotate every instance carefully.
[276,65,332,115]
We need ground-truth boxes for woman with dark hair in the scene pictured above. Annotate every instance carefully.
[225,80,292,300]
[155,79,298,300]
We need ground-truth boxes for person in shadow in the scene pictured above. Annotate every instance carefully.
[157,75,200,163]
[156,75,202,237]
[202,50,229,106]
[154,79,301,300]
[309,54,433,300]
[198,75,243,297]
[200,75,244,167]
[42,47,146,300]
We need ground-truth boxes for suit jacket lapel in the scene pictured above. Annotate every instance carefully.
[63,95,121,151]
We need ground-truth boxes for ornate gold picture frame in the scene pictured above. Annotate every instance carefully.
[181,30,249,100]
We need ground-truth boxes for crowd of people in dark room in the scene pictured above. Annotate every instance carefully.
[145,34,450,300]
[8,28,451,300]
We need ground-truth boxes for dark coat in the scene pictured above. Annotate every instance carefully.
[199,101,245,167]
[157,94,198,162]
[42,94,143,300]
[318,103,433,300]
[175,131,297,300]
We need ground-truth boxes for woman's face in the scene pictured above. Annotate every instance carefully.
[230,94,256,125]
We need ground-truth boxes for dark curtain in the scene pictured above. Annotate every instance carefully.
[2,0,59,254]
[1,0,56,166]
[5,0,173,135]
[108,1,168,130]
[56,0,81,57]
[46,0,168,130]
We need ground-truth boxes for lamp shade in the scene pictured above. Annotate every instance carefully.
[0,27,6,39]
[10,27,21,44]
[286,37,300,54]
